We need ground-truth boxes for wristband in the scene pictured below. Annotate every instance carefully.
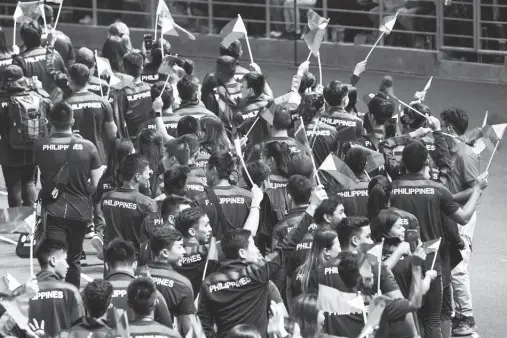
[154,112,162,118]
[250,205,260,210]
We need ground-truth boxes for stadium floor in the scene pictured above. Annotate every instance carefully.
[0,58,506,337]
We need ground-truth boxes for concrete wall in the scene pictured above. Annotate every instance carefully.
[5,24,507,83]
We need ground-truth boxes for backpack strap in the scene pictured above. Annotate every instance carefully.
[205,187,234,231]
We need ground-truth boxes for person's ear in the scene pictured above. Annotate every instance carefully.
[168,215,175,225]
[105,262,110,272]
[188,228,196,237]
[323,247,330,259]
[323,214,332,224]
[351,235,359,247]
[238,248,247,260]
[133,261,138,271]
[49,255,57,268]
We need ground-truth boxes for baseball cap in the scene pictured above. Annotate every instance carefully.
[3,65,24,82]
[290,152,314,178]
[75,47,95,69]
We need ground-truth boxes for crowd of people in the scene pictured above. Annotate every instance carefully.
[0,3,493,338]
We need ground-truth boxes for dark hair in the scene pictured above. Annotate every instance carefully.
[221,229,252,260]
[402,103,430,130]
[121,153,149,182]
[68,63,90,88]
[0,28,10,54]
[243,161,270,190]
[103,139,134,188]
[75,47,95,69]
[136,129,163,182]
[272,106,291,131]
[345,86,358,114]
[344,148,367,176]
[177,116,199,137]
[336,217,370,248]
[314,196,343,225]
[161,195,191,220]
[83,279,114,318]
[262,141,291,178]
[150,227,183,256]
[102,36,128,73]
[370,209,401,243]
[219,40,242,60]
[299,72,316,95]
[180,134,199,157]
[402,141,428,173]
[368,96,395,125]
[216,56,237,84]
[338,252,361,288]
[299,93,325,125]
[164,138,190,165]
[37,239,67,268]
[287,175,312,205]
[163,165,190,197]
[367,175,392,220]
[199,117,230,154]
[226,324,261,338]
[441,108,469,135]
[177,75,200,102]
[149,39,172,69]
[242,72,265,97]
[291,294,321,338]
[104,239,136,268]
[208,152,235,180]
[48,102,73,130]
[175,207,207,237]
[20,21,42,49]
[127,277,157,316]
[151,81,174,110]
[123,52,143,78]
[324,80,349,106]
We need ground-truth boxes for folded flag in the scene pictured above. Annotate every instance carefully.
[471,138,486,155]
[358,296,389,338]
[307,9,328,30]
[379,12,398,35]
[304,28,327,57]
[95,55,113,77]
[317,284,365,314]
[0,274,21,295]
[13,1,43,23]
[0,279,39,332]
[351,144,385,173]
[414,76,433,101]
[109,73,135,90]
[318,154,358,189]
[221,16,248,49]
[422,238,441,254]
[260,103,275,126]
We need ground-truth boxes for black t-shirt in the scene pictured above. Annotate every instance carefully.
[138,111,180,138]
[293,121,340,168]
[336,180,369,217]
[115,81,152,139]
[66,91,114,165]
[174,239,213,298]
[35,134,101,221]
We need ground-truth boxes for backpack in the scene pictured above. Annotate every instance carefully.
[8,93,48,151]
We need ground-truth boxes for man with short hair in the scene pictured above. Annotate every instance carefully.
[75,47,109,97]
[127,277,181,338]
[30,239,85,337]
[336,147,369,217]
[175,75,214,119]
[34,102,102,288]
[104,239,173,328]
[40,5,75,68]
[136,228,196,336]
[162,138,190,171]
[177,115,199,137]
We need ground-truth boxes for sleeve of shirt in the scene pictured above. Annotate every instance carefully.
[155,291,174,328]
[439,186,461,216]
[101,98,114,123]
[459,151,480,188]
[433,131,451,173]
[380,264,400,294]
[177,284,196,315]
[69,288,86,323]
[196,284,215,338]
[89,143,102,170]
[267,280,283,304]
[382,298,412,321]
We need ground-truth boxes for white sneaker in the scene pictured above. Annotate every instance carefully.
[91,235,104,261]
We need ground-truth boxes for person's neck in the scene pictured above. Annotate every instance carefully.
[153,257,176,268]
[122,180,139,191]
[109,266,134,276]
[294,202,309,209]
[341,246,357,254]
[133,313,155,322]
[41,267,61,279]
[330,104,345,111]
[49,128,72,136]
[74,86,89,94]
[271,130,288,138]
[212,179,230,188]
[181,97,197,105]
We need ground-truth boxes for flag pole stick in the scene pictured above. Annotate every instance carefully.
[154,14,159,39]
[245,117,260,137]
[430,238,440,270]
[94,50,104,98]
[396,98,429,120]
[236,139,254,186]
[0,236,17,245]
[377,238,384,295]
[160,73,171,95]
[40,4,48,35]
[359,291,367,324]
[300,117,321,186]
[306,51,312,61]
[485,140,500,172]
[364,31,385,62]
[53,1,64,30]
[239,15,254,64]
[364,170,371,181]
[13,21,16,47]
[482,111,489,128]
[106,83,111,98]
[29,211,36,277]
[317,54,323,86]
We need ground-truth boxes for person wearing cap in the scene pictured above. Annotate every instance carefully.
[39,5,74,68]
[34,102,102,288]
[13,20,66,102]
[174,75,214,119]
[135,227,196,336]
[0,65,52,208]
[74,47,109,97]
[389,141,487,338]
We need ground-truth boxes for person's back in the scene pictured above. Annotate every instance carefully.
[118,81,152,139]
[129,321,180,338]
[335,180,369,217]
[304,120,340,167]
[53,30,74,69]
[138,112,180,139]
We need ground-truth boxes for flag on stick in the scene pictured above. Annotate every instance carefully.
[0,207,36,234]
[220,15,253,63]
[422,238,441,270]
[318,154,357,189]
[364,12,398,61]
[234,138,253,187]
[13,1,43,23]
[414,76,433,101]
[317,284,365,314]
[303,27,327,57]
[357,296,389,338]
[350,144,385,173]
[307,9,328,30]
[294,118,321,186]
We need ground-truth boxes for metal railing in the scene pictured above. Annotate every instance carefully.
[0,0,506,63]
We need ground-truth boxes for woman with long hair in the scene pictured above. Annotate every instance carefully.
[136,129,165,198]
[197,116,232,168]
[260,141,292,187]
[102,35,128,74]
[291,294,326,338]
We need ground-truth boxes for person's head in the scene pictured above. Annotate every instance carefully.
[175,207,212,244]
[221,229,259,263]
[0,27,9,54]
[20,21,42,49]
[179,134,199,162]
[370,209,405,246]
[151,81,174,111]
[177,116,199,137]
[287,175,312,206]
[123,52,143,78]
[75,47,96,72]
[297,228,340,294]
[206,152,235,186]
[345,86,358,114]
[368,94,395,127]
[136,128,163,176]
[299,93,325,125]
[68,63,90,91]
[367,175,392,220]
[216,56,237,83]
[226,325,261,338]
[105,138,135,187]
[337,252,363,289]
[243,161,271,190]
[48,102,74,131]
[219,40,243,60]
[323,80,349,107]
[199,116,230,154]
[104,238,137,273]
[260,141,291,178]
[82,280,113,319]
[161,195,192,225]
[127,277,158,317]
[291,294,325,338]
[39,5,54,26]
[401,103,431,131]
[2,65,25,91]
[313,196,346,228]
[336,217,373,251]
[150,227,185,266]
[36,239,68,279]
[149,39,171,68]
[121,153,151,188]
[177,75,200,102]
[289,152,314,179]
[163,138,190,170]
[241,72,265,99]
[299,72,317,95]
[344,147,367,176]
[163,165,190,197]
[402,141,428,174]
[271,106,291,133]
[108,21,130,38]
[440,108,469,136]
[102,36,128,73]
